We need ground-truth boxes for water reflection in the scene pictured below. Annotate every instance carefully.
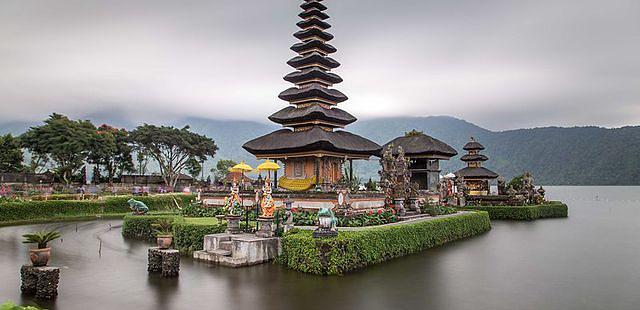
[1,187,640,310]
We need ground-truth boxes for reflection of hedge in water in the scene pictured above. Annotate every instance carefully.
[458,201,568,220]
[279,212,492,275]
[0,194,195,225]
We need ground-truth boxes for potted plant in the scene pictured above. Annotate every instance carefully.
[22,231,61,267]
[152,219,173,249]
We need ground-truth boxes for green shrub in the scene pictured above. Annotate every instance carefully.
[121,215,180,240]
[0,301,41,310]
[459,201,568,220]
[0,194,194,224]
[172,218,226,254]
[180,203,225,217]
[279,211,491,275]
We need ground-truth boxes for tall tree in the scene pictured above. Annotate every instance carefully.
[211,159,237,182]
[185,157,203,180]
[21,113,96,184]
[88,124,134,183]
[130,124,218,188]
[0,134,24,173]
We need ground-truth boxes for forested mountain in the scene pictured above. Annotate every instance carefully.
[2,116,638,185]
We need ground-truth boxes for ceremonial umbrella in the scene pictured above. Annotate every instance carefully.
[256,160,281,188]
[229,161,253,185]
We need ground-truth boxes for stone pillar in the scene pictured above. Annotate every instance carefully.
[225,215,242,234]
[256,216,275,238]
[148,248,180,277]
[20,266,60,299]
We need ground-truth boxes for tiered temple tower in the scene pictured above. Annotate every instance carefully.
[243,0,381,191]
[454,137,499,195]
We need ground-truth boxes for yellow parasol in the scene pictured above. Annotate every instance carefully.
[256,160,281,188]
[256,160,280,172]
[229,161,253,173]
[229,161,253,186]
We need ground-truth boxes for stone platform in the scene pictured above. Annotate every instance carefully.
[193,233,280,268]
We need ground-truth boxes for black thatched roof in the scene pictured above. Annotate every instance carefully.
[284,68,342,85]
[460,154,489,162]
[243,126,381,156]
[297,18,331,30]
[454,167,499,179]
[463,138,485,150]
[279,85,348,103]
[382,132,457,158]
[288,52,340,69]
[294,28,334,42]
[301,1,327,11]
[269,105,356,126]
[299,9,329,20]
[291,40,337,55]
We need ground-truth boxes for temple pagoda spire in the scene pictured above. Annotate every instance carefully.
[243,0,380,190]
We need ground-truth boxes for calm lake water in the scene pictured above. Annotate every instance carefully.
[1,186,639,310]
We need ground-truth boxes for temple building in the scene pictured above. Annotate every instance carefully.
[243,0,381,191]
[454,137,499,196]
[383,130,457,193]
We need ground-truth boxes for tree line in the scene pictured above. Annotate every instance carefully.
[0,113,218,188]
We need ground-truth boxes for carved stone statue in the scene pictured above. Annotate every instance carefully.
[127,198,149,215]
[260,177,276,218]
[224,182,242,216]
[497,176,506,195]
[283,197,294,233]
[314,206,338,238]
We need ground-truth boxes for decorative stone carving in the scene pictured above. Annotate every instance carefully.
[283,197,294,234]
[313,207,338,238]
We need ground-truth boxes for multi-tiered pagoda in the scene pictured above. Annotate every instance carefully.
[454,137,499,195]
[243,0,381,191]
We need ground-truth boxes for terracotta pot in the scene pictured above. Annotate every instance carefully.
[156,236,173,249]
[29,248,51,267]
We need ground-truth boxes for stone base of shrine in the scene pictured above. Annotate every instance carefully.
[193,233,280,268]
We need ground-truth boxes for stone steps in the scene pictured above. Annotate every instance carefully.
[207,249,231,257]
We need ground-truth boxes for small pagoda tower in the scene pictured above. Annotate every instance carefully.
[454,137,499,195]
[243,0,381,191]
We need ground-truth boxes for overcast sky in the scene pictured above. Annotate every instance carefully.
[1,0,639,130]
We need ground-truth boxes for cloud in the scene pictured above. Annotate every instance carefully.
[0,0,638,130]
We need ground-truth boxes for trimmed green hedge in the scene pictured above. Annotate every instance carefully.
[0,194,195,225]
[279,212,491,275]
[122,215,227,254]
[459,201,568,220]
[121,214,180,240]
[173,219,226,254]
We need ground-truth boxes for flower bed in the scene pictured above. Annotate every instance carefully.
[278,211,491,275]
[458,201,568,220]
[0,194,194,225]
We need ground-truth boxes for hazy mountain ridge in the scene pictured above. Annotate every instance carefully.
[2,116,638,185]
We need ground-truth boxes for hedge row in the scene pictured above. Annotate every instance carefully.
[121,214,181,240]
[173,219,226,254]
[459,201,568,220]
[278,211,492,275]
[122,215,227,254]
[0,194,195,224]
